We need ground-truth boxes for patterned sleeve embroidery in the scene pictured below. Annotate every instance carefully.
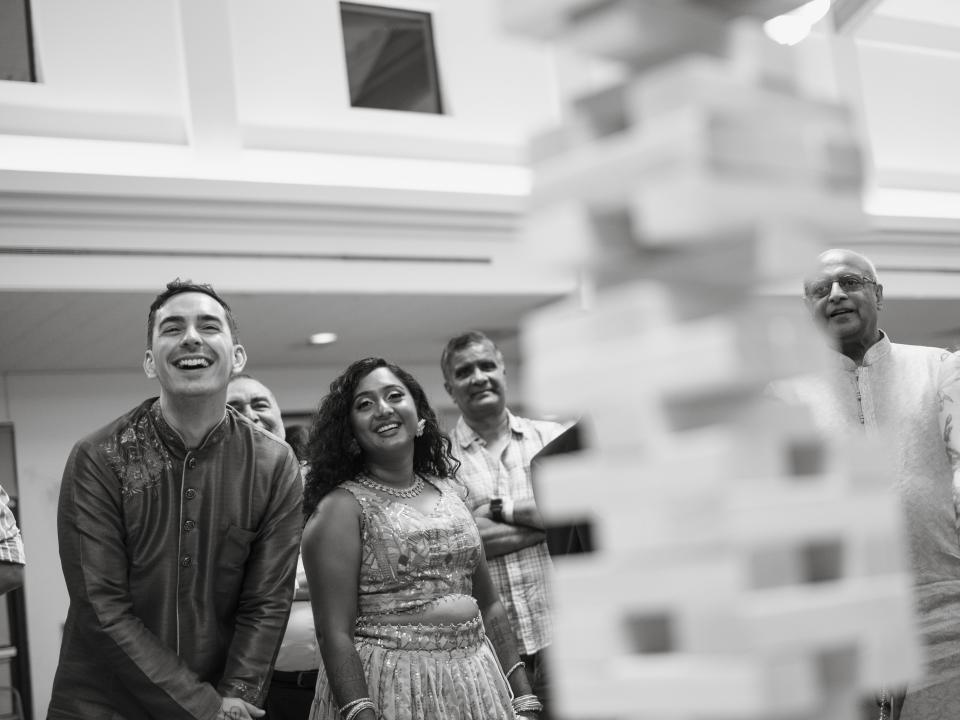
[100,417,172,498]
[938,351,960,541]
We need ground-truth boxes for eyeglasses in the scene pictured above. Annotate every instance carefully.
[805,274,877,300]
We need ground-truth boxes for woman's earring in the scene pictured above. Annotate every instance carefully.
[416,419,426,437]
[348,438,361,456]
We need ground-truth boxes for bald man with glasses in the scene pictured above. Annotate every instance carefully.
[771,248,960,719]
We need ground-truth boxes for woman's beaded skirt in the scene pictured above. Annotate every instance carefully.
[309,613,514,720]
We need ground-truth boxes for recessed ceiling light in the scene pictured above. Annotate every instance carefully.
[308,332,338,346]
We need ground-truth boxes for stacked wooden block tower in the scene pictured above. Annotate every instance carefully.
[506,1,922,718]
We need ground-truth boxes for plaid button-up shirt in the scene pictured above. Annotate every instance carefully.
[0,485,24,566]
[452,412,563,655]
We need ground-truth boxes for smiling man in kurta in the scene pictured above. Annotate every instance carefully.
[49,279,302,720]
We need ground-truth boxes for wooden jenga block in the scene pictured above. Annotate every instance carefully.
[530,110,864,245]
[535,451,725,550]
[518,202,638,272]
[551,550,742,658]
[524,298,823,419]
[546,0,731,70]
[638,101,863,181]
[726,485,906,552]
[634,171,865,241]
[551,653,822,719]
[529,121,651,212]
[735,577,922,687]
[505,2,918,717]
[724,16,799,90]
[502,0,814,42]
[527,76,636,169]
[521,281,674,353]
[551,553,824,717]
[498,0,593,40]
[522,182,828,296]
[631,51,839,125]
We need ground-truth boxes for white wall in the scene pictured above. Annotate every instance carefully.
[1,0,561,179]
[3,0,185,142]
[0,377,9,423]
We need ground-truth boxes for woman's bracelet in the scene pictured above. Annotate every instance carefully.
[512,694,543,713]
[344,701,375,720]
[505,660,525,679]
[341,697,376,720]
[340,697,367,714]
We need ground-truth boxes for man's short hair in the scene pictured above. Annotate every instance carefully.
[146,278,239,347]
[819,249,880,282]
[804,249,882,294]
[441,330,501,380]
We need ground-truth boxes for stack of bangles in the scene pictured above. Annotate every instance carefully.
[512,694,543,717]
[340,697,376,720]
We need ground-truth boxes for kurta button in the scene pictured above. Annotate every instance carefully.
[183,520,196,532]
[181,555,192,567]
[184,488,197,500]
[187,457,197,469]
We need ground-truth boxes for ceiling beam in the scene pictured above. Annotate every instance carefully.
[831,0,885,34]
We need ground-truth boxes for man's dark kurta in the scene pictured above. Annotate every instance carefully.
[49,399,302,720]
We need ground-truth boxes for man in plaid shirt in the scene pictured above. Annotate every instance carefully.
[441,331,563,719]
[0,484,25,596]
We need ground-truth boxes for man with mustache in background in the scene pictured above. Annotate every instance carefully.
[441,331,564,719]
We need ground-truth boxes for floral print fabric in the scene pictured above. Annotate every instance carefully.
[343,477,482,618]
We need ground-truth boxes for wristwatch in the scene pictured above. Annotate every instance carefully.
[490,497,504,522]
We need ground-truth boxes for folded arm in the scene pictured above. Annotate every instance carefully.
[473,501,546,558]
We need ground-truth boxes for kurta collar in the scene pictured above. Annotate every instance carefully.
[833,330,891,370]
[150,397,229,456]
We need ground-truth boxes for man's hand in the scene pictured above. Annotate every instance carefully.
[218,697,265,719]
[474,501,498,521]
[475,498,543,531]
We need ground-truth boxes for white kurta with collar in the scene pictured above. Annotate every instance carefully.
[773,332,960,705]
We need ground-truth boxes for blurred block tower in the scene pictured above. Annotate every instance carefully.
[505,2,922,718]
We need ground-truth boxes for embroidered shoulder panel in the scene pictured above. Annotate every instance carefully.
[100,414,172,498]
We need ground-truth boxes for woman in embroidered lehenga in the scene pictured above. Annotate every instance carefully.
[301,357,542,720]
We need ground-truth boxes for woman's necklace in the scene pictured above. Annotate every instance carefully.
[358,472,425,498]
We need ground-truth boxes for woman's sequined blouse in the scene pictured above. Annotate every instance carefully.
[340,477,481,618]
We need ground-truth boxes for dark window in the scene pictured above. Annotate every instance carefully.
[339,3,443,114]
[0,0,36,82]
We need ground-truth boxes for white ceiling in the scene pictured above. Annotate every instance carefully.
[0,288,560,375]
[3,270,960,378]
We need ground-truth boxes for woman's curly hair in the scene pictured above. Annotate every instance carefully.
[302,357,459,520]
